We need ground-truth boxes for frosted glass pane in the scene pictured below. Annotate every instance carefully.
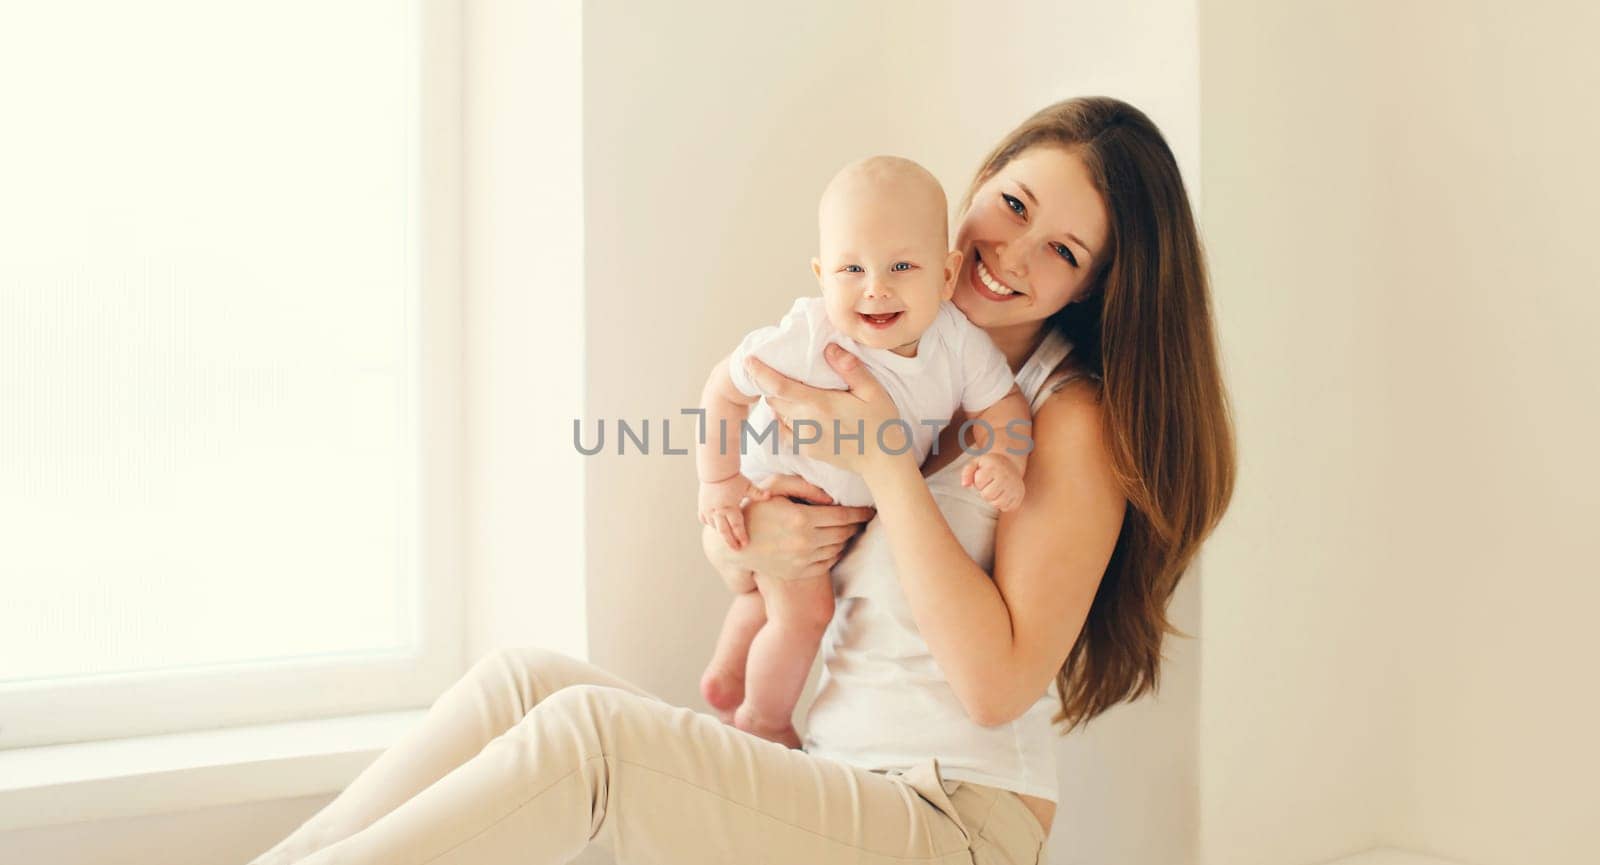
[0,1,416,682]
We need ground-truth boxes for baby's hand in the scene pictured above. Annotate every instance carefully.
[698,474,772,550]
[961,452,1026,512]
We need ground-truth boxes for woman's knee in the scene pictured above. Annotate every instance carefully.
[466,646,575,689]
[465,646,667,709]
[521,683,638,742]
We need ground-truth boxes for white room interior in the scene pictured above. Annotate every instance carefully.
[1,2,1594,864]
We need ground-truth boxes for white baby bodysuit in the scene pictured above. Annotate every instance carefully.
[724,297,1016,507]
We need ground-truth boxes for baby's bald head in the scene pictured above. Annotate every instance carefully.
[811,156,961,355]
[817,155,949,257]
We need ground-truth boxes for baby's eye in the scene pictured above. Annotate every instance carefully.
[891,262,912,272]
[841,264,864,273]
[1051,242,1080,268]
[1002,193,1026,217]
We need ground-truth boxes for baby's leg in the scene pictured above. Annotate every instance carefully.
[734,571,835,749]
[700,589,766,724]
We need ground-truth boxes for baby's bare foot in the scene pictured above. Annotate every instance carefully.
[699,667,744,725]
[733,702,803,750]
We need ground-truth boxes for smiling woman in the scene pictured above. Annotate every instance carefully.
[952,149,1110,389]
[945,99,1233,735]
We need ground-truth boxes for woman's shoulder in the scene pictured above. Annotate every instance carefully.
[1032,356,1102,410]
[1030,363,1110,465]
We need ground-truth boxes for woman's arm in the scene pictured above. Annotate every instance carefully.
[745,348,1124,726]
[867,380,1124,724]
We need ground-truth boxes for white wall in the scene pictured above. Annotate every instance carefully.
[1198,2,1600,864]
[1376,3,1600,862]
[462,0,588,663]
[582,4,1202,865]
[1197,3,1401,860]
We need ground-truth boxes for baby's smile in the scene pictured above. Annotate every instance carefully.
[857,311,904,330]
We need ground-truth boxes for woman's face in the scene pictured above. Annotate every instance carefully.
[952,145,1110,331]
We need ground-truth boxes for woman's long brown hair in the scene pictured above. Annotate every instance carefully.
[962,97,1236,731]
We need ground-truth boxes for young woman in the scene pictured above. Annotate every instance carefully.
[249,96,1235,865]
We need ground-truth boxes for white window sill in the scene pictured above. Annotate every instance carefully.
[0,709,424,832]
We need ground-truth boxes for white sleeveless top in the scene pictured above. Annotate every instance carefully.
[801,328,1091,802]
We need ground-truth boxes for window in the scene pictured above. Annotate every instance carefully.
[0,0,462,748]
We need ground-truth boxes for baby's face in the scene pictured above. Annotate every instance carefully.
[812,188,956,355]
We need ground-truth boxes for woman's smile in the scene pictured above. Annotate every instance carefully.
[969,249,1027,302]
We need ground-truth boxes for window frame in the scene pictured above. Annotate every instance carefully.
[0,0,464,750]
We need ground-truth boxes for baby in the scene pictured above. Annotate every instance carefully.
[696,155,1030,748]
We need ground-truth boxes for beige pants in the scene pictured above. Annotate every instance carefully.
[248,647,1048,865]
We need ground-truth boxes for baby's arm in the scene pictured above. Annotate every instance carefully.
[697,356,769,549]
[961,387,1031,512]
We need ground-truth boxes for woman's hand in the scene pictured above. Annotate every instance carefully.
[699,474,875,589]
[742,344,911,476]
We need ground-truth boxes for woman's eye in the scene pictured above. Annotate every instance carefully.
[1002,193,1026,217]
[891,262,912,272]
[1052,243,1080,268]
